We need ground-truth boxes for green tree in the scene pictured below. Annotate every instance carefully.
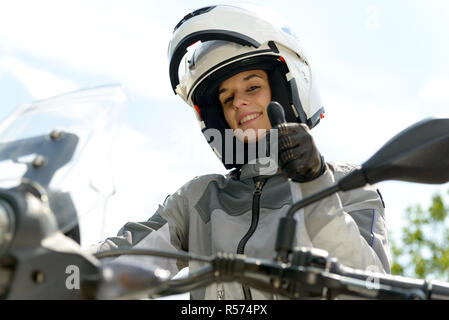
[391,189,449,281]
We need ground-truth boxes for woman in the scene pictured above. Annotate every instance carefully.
[95,5,390,300]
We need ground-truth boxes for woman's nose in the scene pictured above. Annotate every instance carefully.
[232,91,249,109]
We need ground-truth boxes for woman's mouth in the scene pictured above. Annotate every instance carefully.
[239,112,262,126]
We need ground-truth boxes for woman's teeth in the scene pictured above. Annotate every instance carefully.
[240,113,261,125]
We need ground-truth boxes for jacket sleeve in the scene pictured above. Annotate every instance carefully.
[87,184,190,276]
[299,162,391,273]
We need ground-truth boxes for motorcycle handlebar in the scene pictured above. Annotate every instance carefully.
[90,248,449,300]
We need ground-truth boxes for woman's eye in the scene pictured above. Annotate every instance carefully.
[224,96,234,104]
[247,86,260,92]
[221,86,260,105]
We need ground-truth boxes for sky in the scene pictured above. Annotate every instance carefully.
[1,0,449,270]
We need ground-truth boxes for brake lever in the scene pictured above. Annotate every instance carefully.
[318,270,427,300]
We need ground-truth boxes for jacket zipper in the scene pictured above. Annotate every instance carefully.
[236,176,268,300]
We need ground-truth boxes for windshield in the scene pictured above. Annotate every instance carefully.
[0,84,127,247]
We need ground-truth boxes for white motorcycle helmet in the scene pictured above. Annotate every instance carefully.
[168,4,325,170]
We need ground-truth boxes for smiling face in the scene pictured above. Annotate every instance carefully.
[218,70,272,142]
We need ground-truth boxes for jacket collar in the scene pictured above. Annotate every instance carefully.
[238,157,281,180]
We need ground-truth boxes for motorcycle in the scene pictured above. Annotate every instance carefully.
[1,84,449,300]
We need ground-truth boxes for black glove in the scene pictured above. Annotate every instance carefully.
[277,122,326,182]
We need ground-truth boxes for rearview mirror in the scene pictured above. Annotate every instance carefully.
[277,118,449,260]
[338,118,449,191]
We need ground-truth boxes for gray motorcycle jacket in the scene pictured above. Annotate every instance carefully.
[93,161,390,300]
